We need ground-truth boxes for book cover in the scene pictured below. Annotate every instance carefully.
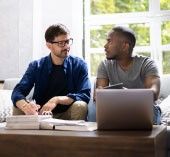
[54,122,97,131]
[5,115,52,130]
[40,118,85,126]
[6,115,52,123]
[6,122,40,130]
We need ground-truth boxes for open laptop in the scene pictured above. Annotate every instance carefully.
[96,89,154,130]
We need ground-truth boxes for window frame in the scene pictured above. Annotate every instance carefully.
[84,0,170,76]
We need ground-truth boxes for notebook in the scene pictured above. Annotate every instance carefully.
[96,89,154,130]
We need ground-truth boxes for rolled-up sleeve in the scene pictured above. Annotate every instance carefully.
[11,62,36,105]
[67,61,91,104]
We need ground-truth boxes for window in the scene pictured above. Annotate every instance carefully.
[161,0,170,10]
[84,0,170,76]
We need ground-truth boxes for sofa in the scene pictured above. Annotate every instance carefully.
[1,75,170,156]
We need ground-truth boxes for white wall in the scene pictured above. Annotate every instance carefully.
[0,0,83,80]
[0,0,33,80]
[33,0,83,59]
[19,0,33,76]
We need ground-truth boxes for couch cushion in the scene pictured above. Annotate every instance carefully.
[160,74,170,99]
[167,126,170,150]
[159,95,170,123]
[3,78,34,101]
[3,78,21,90]
[0,90,13,122]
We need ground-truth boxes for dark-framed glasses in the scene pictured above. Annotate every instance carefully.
[51,38,73,47]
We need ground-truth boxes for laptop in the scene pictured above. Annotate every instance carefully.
[96,89,153,130]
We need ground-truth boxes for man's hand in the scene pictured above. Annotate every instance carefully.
[39,96,74,115]
[39,97,58,115]
[16,100,40,115]
[94,78,109,101]
[144,75,160,101]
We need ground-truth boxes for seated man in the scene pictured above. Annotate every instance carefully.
[96,26,161,124]
[11,23,91,120]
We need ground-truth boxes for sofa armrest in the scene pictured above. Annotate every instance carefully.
[3,78,20,90]
[160,74,170,99]
[3,78,34,101]
[0,90,13,121]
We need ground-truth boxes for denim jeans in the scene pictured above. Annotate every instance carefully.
[153,105,161,125]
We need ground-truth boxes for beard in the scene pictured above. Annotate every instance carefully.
[54,48,70,59]
[106,55,116,60]
[105,47,121,60]
[105,51,117,60]
[61,49,69,57]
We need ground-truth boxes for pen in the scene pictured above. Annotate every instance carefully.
[30,99,36,104]
[26,99,39,111]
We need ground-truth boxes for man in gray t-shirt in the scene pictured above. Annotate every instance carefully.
[96,26,161,124]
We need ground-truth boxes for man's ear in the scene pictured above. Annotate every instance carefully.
[46,42,52,49]
[123,42,130,53]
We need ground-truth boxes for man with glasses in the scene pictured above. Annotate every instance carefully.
[11,24,91,120]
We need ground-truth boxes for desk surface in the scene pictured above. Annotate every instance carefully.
[0,125,167,157]
[0,124,166,137]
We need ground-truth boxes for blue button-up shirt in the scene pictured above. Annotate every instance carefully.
[11,54,91,106]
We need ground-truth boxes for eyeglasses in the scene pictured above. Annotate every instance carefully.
[51,38,73,47]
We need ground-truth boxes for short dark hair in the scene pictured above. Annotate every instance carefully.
[45,24,70,43]
[112,26,136,52]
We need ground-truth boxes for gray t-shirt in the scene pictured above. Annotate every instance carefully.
[97,55,159,88]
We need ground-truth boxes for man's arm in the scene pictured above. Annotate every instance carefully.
[11,61,36,106]
[66,61,91,104]
[94,78,109,101]
[16,99,40,115]
[96,78,109,89]
[144,75,160,101]
[39,96,74,114]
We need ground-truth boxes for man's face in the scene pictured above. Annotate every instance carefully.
[47,34,72,59]
[104,31,124,60]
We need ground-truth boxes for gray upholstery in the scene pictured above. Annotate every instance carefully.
[3,78,21,90]
[0,90,13,122]
[159,75,170,156]
[4,76,170,121]
[4,78,33,101]
[160,74,170,99]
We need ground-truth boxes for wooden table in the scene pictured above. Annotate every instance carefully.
[0,125,167,157]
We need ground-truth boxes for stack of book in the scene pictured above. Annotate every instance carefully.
[5,115,97,131]
[6,115,52,129]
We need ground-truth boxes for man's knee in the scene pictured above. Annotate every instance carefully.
[70,101,88,120]
[13,106,24,115]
